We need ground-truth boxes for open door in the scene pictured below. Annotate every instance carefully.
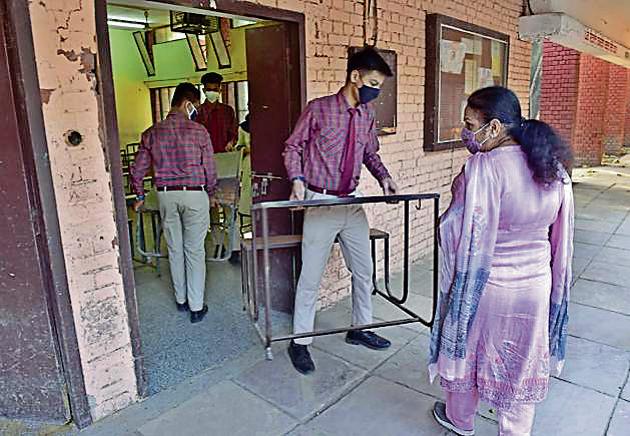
[246,23,302,312]
[0,2,70,422]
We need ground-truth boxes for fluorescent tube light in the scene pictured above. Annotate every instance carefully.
[107,19,146,29]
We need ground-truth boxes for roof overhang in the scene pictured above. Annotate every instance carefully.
[519,13,630,68]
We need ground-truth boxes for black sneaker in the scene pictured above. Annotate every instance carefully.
[190,304,209,323]
[176,301,189,312]
[288,341,315,374]
[432,401,474,436]
[229,251,241,264]
[345,330,391,350]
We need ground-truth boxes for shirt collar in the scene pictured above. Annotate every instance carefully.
[166,111,187,121]
[336,90,364,115]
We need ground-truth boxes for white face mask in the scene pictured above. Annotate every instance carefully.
[205,91,220,103]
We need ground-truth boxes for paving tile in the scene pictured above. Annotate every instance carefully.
[571,279,630,316]
[290,376,494,436]
[594,246,630,268]
[572,242,602,261]
[372,293,434,332]
[607,400,630,436]
[374,334,444,400]
[234,346,366,420]
[622,377,630,401]
[581,261,630,288]
[576,206,628,225]
[137,381,296,436]
[313,326,419,371]
[607,234,630,250]
[575,218,619,234]
[378,264,435,298]
[568,303,630,351]
[574,229,611,246]
[618,219,630,236]
[572,257,591,282]
[557,336,630,396]
[532,378,616,436]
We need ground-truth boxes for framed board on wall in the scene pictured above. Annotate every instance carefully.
[348,47,397,136]
[424,14,509,152]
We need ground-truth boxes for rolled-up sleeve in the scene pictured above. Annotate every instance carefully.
[131,130,153,195]
[283,102,316,181]
[362,113,391,184]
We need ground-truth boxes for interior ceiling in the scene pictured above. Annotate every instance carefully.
[107,2,259,28]
[107,4,170,27]
[529,0,630,47]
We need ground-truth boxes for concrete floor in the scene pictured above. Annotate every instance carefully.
[29,166,630,436]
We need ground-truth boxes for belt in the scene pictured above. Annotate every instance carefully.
[307,184,353,197]
[156,185,205,192]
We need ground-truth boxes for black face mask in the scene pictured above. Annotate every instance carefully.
[358,84,380,104]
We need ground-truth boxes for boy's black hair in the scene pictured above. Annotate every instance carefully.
[171,82,201,107]
[201,72,223,85]
[346,46,393,81]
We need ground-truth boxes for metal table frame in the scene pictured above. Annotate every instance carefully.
[246,193,440,359]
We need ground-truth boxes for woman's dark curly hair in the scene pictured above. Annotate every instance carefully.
[467,86,573,185]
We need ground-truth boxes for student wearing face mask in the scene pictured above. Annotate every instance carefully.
[430,87,574,436]
[131,82,217,324]
[196,72,238,154]
[283,46,398,375]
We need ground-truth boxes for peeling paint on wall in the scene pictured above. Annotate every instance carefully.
[28,0,138,421]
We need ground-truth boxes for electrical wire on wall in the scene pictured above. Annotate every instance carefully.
[363,0,379,47]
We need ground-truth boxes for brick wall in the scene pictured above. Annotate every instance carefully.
[573,54,610,166]
[540,42,579,146]
[28,0,137,421]
[603,64,629,156]
[26,0,531,418]
[625,70,630,146]
[540,42,630,165]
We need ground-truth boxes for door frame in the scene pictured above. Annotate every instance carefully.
[94,0,306,400]
[3,0,92,428]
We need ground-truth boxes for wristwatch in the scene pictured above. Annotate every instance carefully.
[136,194,145,201]
[291,176,306,183]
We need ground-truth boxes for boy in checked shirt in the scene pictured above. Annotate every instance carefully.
[283,47,398,374]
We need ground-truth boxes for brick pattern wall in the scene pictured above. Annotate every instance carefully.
[603,64,629,156]
[539,42,579,146]
[625,70,630,146]
[573,54,610,166]
[28,0,137,421]
[26,0,531,417]
[540,42,630,165]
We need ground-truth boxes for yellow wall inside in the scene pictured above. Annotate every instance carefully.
[109,29,153,147]
[109,26,249,149]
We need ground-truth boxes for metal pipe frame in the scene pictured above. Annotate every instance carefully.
[247,193,440,359]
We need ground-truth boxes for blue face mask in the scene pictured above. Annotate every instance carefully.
[186,102,198,121]
[359,84,380,104]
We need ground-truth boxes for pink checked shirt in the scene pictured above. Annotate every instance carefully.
[131,112,217,195]
[283,91,391,193]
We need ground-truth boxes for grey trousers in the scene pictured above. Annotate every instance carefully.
[293,190,373,345]
[158,191,210,311]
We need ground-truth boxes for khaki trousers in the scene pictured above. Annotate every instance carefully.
[158,191,210,311]
[293,190,373,345]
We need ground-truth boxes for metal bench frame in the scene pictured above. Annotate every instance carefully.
[243,193,440,359]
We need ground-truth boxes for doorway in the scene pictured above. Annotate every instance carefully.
[100,0,304,395]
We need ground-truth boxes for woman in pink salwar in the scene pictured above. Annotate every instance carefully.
[429,87,574,436]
